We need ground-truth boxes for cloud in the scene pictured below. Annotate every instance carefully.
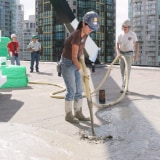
[20,0,35,20]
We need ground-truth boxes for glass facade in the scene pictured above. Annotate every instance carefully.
[36,0,56,61]
[105,0,116,63]
[36,0,116,63]
[77,0,116,63]
[53,25,64,61]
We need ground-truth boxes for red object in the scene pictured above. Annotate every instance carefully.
[7,42,19,56]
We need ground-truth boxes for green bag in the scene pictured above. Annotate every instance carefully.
[0,65,28,88]
[0,37,11,59]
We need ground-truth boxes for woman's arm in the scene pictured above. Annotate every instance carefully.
[72,44,81,70]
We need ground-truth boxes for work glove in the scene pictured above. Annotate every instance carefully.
[78,69,89,78]
[79,53,85,60]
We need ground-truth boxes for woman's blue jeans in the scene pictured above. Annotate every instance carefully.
[60,56,83,101]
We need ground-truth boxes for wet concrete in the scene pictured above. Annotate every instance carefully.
[0,61,160,160]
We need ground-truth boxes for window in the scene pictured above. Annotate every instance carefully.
[73,9,76,14]
[73,1,76,5]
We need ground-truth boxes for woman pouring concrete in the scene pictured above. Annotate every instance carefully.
[60,11,100,123]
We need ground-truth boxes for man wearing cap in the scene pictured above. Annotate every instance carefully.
[27,35,41,72]
[116,19,139,94]
[7,34,20,65]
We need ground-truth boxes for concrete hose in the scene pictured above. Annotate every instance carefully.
[29,81,66,99]
[29,55,129,106]
[28,56,128,136]
[92,55,129,108]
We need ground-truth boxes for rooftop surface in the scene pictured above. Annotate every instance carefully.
[0,60,160,160]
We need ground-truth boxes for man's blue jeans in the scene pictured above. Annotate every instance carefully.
[30,52,40,71]
[60,56,83,101]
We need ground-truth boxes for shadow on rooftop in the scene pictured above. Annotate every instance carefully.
[88,65,160,159]
[0,93,24,122]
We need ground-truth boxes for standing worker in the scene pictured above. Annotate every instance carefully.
[7,34,20,65]
[27,35,41,73]
[60,11,100,123]
[116,19,139,94]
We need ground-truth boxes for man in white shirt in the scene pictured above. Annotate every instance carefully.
[117,19,139,94]
[27,35,41,73]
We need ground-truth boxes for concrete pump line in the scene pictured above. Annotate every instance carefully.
[92,55,129,108]
[29,56,129,107]
[29,81,66,99]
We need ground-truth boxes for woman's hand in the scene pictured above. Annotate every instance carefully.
[78,69,89,78]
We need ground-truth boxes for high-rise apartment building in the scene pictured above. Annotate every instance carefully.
[76,0,116,63]
[35,0,55,61]
[15,0,24,58]
[35,0,116,63]
[129,0,160,66]
[0,0,25,60]
[22,15,36,60]
[0,0,16,37]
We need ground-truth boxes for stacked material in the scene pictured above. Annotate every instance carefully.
[0,65,28,88]
[0,37,28,88]
[0,37,10,61]
[0,57,7,87]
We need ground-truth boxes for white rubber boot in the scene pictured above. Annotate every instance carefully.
[65,101,79,123]
[74,99,90,121]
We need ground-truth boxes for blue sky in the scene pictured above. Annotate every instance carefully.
[20,0,128,39]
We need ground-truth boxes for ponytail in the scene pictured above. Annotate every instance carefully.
[76,21,83,30]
